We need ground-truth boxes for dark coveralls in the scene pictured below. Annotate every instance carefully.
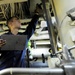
[0,14,39,70]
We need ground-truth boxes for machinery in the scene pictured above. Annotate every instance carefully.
[0,0,75,75]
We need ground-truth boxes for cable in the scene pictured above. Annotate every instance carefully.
[60,15,67,28]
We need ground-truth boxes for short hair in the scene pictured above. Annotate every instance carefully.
[6,16,19,25]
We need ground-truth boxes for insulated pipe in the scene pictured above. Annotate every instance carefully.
[0,68,64,75]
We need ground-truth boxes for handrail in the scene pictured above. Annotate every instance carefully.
[0,68,64,75]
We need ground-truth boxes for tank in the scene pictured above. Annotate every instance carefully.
[52,0,75,57]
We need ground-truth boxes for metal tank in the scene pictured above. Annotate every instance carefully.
[52,0,75,57]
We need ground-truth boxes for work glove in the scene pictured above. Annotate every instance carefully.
[34,3,43,16]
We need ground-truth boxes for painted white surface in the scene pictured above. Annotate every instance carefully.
[36,40,50,45]
[53,0,75,25]
[31,48,50,57]
[48,56,60,68]
[30,34,49,40]
[53,0,75,57]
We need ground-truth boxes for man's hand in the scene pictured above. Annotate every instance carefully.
[35,3,43,16]
[0,39,6,47]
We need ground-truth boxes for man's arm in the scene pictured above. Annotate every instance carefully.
[24,13,39,40]
[23,3,43,39]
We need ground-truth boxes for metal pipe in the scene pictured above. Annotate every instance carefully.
[0,68,64,75]
[41,0,56,54]
[68,45,75,51]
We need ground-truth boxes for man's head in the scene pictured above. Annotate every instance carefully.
[7,16,21,30]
